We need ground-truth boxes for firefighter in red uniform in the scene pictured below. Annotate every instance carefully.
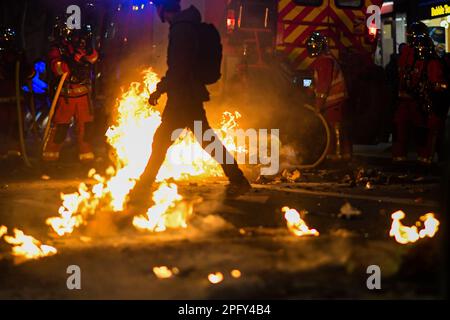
[43,27,98,162]
[0,27,34,158]
[307,32,351,160]
[394,29,448,165]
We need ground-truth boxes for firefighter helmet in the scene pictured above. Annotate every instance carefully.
[414,35,435,60]
[406,22,429,46]
[0,27,17,52]
[51,17,71,43]
[306,32,328,58]
[68,26,93,50]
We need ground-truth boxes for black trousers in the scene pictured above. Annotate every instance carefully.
[128,99,245,206]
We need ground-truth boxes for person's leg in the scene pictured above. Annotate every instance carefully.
[324,104,347,160]
[392,98,412,161]
[408,103,429,163]
[189,109,247,183]
[127,109,184,208]
[74,95,95,161]
[417,113,444,164]
[42,97,74,161]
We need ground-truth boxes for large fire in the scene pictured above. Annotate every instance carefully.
[45,68,245,237]
[389,210,440,244]
[0,68,245,262]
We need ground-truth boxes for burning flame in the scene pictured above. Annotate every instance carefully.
[3,228,57,262]
[1,69,244,262]
[0,225,7,238]
[231,269,242,278]
[208,272,224,284]
[133,182,187,232]
[389,210,440,244]
[282,207,319,237]
[46,68,245,236]
[153,266,179,279]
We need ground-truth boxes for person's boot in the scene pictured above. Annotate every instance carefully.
[226,177,251,198]
[114,187,156,229]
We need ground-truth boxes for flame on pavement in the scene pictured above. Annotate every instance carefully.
[208,272,224,284]
[282,207,319,237]
[46,68,245,236]
[3,228,57,262]
[0,225,7,238]
[389,210,439,244]
[153,266,179,279]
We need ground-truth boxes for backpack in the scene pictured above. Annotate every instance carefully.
[196,23,223,85]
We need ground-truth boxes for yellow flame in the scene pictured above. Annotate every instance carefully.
[3,228,57,261]
[0,225,7,238]
[153,266,179,279]
[46,68,245,236]
[282,206,319,237]
[389,210,440,244]
[208,272,224,284]
[231,269,242,278]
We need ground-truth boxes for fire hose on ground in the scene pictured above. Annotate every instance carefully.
[15,61,31,167]
[296,103,331,170]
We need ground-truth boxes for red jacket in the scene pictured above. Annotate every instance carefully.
[310,54,347,110]
[398,45,447,97]
[48,42,98,97]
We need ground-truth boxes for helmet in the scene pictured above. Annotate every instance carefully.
[407,22,429,46]
[51,17,71,43]
[306,32,328,58]
[152,0,181,11]
[68,26,93,50]
[414,35,435,60]
[0,27,17,52]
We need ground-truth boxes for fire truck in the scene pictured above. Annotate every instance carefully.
[221,0,390,147]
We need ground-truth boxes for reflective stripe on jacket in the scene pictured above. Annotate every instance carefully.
[311,54,348,107]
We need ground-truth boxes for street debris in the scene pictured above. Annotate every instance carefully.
[338,202,362,219]
[389,210,440,244]
[282,207,319,237]
[256,168,302,184]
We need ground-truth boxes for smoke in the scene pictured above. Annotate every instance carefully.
[205,57,328,169]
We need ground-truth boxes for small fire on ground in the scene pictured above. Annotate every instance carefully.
[282,207,319,237]
[389,210,439,244]
[0,226,57,263]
